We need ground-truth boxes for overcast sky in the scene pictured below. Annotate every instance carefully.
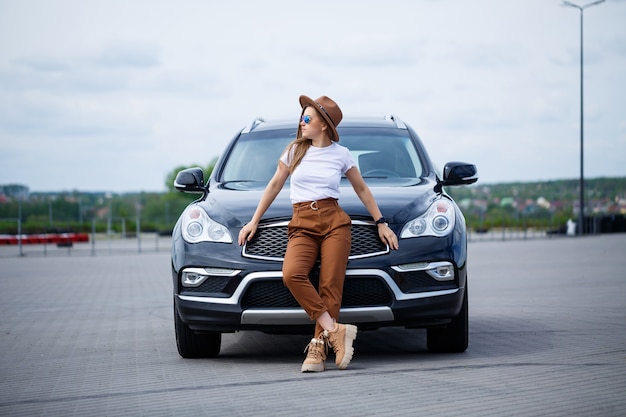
[1,0,624,193]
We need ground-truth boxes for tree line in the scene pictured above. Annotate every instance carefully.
[1,162,624,235]
[0,160,216,235]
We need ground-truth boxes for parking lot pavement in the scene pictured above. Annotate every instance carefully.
[0,234,625,416]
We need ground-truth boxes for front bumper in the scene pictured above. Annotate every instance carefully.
[173,224,468,333]
[174,263,467,333]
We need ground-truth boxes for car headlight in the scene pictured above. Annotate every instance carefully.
[400,198,456,238]
[180,205,232,244]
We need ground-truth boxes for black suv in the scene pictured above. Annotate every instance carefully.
[172,115,477,357]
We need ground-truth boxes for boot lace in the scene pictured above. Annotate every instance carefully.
[304,338,327,359]
[321,329,337,351]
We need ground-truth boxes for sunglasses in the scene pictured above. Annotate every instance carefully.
[300,115,313,124]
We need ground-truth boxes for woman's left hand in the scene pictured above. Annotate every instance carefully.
[378,224,399,250]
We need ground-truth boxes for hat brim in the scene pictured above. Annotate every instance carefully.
[299,95,340,142]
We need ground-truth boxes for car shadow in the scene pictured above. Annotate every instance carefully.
[217,314,554,363]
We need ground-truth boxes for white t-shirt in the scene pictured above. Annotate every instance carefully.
[280,142,355,204]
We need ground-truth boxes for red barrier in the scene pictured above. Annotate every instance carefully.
[0,233,90,245]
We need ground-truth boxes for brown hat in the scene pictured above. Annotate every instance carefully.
[299,95,343,142]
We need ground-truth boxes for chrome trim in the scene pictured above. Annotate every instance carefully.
[349,248,389,260]
[181,267,242,288]
[241,307,394,325]
[177,269,460,306]
[348,220,390,259]
[181,271,207,288]
[242,221,289,262]
[391,261,455,281]
[257,220,291,227]
[179,271,280,305]
[182,267,241,277]
[242,219,389,261]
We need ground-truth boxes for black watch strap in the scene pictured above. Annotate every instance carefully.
[375,217,387,225]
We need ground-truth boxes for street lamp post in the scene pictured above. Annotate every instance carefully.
[562,0,605,235]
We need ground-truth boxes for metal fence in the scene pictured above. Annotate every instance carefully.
[2,225,564,259]
[468,227,562,242]
[0,231,172,258]
[0,214,173,258]
[3,216,618,257]
[466,214,625,242]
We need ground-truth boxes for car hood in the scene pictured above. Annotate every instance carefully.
[200,177,444,227]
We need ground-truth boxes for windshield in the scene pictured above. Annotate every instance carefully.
[219,127,424,189]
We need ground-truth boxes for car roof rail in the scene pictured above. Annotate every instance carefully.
[241,117,265,133]
[386,114,406,129]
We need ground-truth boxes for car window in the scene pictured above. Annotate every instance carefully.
[219,127,423,188]
[340,134,420,179]
[220,131,293,184]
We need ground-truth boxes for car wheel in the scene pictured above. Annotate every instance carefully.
[174,302,221,358]
[427,284,468,353]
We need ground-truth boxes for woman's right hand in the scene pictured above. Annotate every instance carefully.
[238,222,258,246]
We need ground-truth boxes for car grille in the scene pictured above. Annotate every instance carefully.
[241,276,392,309]
[243,221,388,261]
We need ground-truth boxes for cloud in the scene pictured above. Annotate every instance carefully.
[0,94,152,138]
[1,59,129,94]
[315,34,419,68]
[95,43,161,69]
[0,0,624,192]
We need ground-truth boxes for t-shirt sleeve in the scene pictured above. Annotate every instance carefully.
[342,147,356,174]
[280,144,295,167]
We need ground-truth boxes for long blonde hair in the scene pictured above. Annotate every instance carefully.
[283,105,329,174]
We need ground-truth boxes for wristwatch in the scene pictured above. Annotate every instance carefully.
[375,217,388,226]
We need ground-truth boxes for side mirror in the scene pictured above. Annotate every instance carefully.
[174,167,206,193]
[440,162,478,186]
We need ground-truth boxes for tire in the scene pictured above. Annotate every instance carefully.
[174,302,221,358]
[427,284,468,353]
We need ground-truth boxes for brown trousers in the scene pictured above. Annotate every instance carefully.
[282,198,352,338]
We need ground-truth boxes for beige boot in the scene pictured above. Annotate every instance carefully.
[322,323,357,369]
[301,338,327,373]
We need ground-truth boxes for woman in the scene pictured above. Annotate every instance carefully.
[238,95,398,372]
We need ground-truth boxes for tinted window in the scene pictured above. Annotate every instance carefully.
[219,127,423,188]
[220,129,294,184]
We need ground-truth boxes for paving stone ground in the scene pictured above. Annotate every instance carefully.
[0,234,625,416]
